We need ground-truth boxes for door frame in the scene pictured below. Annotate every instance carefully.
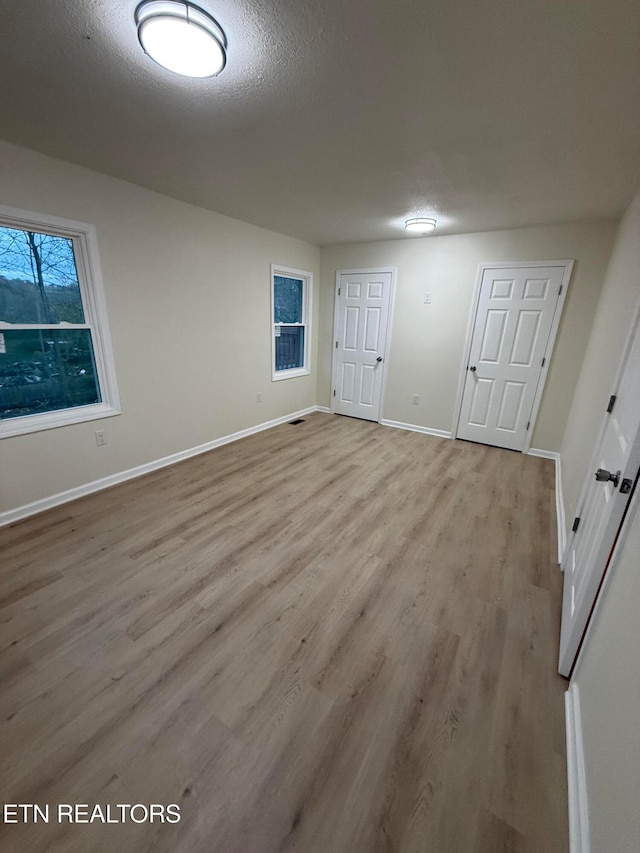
[451,260,574,452]
[330,267,397,422]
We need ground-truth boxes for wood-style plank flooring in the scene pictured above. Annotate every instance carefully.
[0,412,568,852]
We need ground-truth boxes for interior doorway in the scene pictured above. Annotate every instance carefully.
[331,268,396,422]
[454,261,573,451]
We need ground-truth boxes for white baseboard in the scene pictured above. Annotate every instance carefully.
[529,448,566,566]
[565,684,590,853]
[527,447,559,461]
[316,406,331,413]
[379,419,452,439]
[1,406,325,527]
[555,453,567,566]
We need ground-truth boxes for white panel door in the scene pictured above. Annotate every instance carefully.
[457,265,565,451]
[333,270,393,421]
[559,314,640,676]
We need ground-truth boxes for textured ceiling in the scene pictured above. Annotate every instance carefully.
[0,0,638,245]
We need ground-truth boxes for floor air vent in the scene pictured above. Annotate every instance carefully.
[289,418,305,425]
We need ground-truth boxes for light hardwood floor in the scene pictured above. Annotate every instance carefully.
[0,412,568,853]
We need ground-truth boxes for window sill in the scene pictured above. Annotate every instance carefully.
[0,402,121,439]
[272,367,311,382]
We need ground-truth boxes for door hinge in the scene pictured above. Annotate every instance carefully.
[333,389,336,397]
[526,421,530,431]
[541,356,546,367]
[607,394,617,413]
[338,287,341,296]
[335,340,338,348]
[572,516,581,533]
[559,284,563,295]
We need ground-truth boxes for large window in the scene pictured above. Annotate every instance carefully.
[0,206,120,438]
[271,264,312,380]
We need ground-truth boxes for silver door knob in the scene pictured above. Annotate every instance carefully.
[595,468,620,487]
[376,356,383,362]
[469,365,477,372]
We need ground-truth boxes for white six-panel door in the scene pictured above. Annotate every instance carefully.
[332,270,393,422]
[457,264,569,451]
[559,309,640,675]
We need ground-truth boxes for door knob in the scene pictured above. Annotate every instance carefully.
[376,356,383,362]
[595,468,621,488]
[469,365,477,372]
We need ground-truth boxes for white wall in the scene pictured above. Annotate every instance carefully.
[564,191,640,853]
[319,223,617,451]
[0,141,320,516]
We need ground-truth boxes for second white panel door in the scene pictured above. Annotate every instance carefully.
[457,265,565,451]
[333,270,393,422]
[559,311,640,676]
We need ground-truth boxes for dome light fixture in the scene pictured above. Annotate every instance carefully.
[404,217,437,234]
[135,1,227,78]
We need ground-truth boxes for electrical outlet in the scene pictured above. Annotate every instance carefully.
[412,394,420,405]
[256,392,263,403]
[95,429,107,446]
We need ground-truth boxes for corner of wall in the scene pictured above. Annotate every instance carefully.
[528,448,565,564]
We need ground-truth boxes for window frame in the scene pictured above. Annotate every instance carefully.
[271,264,313,381]
[0,204,120,438]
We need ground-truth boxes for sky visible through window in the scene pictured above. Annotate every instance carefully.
[0,226,84,324]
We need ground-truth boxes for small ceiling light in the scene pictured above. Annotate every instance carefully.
[404,217,437,234]
[135,1,227,78]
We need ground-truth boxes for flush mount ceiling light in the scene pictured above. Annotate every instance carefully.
[404,217,437,234]
[135,0,227,78]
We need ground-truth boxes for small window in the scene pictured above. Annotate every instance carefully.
[0,205,120,438]
[271,265,312,380]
